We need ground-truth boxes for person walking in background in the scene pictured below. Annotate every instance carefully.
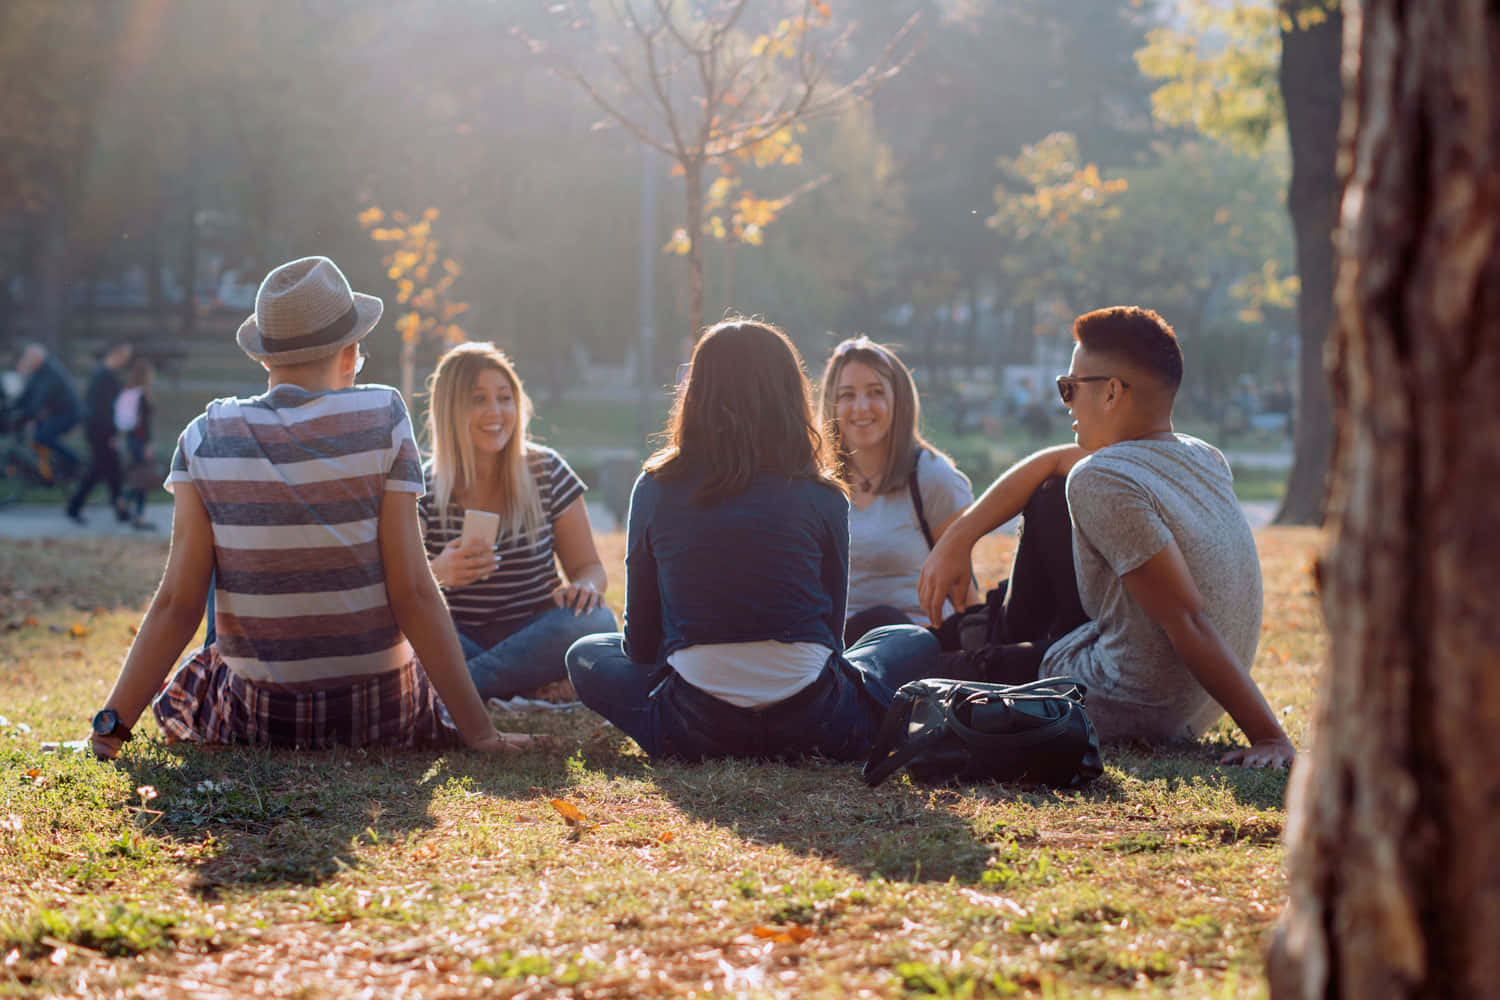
[420,342,614,702]
[565,319,940,763]
[66,341,134,525]
[12,343,83,481]
[816,336,972,645]
[115,355,156,530]
[88,256,528,759]
[919,306,1294,767]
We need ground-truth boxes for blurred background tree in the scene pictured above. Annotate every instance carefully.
[1138,0,1343,524]
[0,0,1318,507]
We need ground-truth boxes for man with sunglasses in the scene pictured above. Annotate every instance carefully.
[918,306,1294,768]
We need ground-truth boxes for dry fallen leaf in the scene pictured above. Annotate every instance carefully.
[751,925,815,943]
[68,623,89,638]
[658,831,677,844]
[22,616,38,627]
[549,798,600,839]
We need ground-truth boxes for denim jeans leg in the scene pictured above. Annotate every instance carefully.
[463,604,618,701]
[844,624,942,707]
[565,633,666,756]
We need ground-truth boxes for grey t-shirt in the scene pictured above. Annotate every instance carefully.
[1039,435,1263,742]
[847,450,973,621]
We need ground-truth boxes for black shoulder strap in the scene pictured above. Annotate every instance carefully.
[908,449,935,549]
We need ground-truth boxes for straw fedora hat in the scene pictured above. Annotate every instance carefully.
[236,256,383,365]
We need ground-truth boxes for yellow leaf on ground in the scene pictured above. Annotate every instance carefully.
[751,925,815,943]
[68,623,88,638]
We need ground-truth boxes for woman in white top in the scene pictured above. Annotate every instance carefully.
[818,336,973,644]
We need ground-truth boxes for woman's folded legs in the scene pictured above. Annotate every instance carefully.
[460,603,617,701]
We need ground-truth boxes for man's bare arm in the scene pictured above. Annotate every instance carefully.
[91,485,215,759]
[1121,541,1295,768]
[918,444,1087,624]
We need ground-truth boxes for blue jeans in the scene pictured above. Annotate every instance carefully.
[33,413,81,471]
[565,624,940,762]
[459,603,618,701]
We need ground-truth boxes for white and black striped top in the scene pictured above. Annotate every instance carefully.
[418,445,586,634]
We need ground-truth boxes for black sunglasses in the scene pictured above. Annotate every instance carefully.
[1056,374,1128,404]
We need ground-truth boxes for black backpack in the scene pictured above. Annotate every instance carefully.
[863,676,1104,788]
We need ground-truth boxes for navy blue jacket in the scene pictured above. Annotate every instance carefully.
[16,354,82,423]
[622,467,850,664]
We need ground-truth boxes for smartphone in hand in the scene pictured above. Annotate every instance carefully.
[460,509,500,549]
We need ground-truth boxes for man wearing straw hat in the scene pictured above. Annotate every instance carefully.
[88,256,531,758]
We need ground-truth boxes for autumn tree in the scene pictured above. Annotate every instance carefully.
[1137,0,1342,525]
[358,206,468,402]
[1270,0,1500,996]
[522,0,915,345]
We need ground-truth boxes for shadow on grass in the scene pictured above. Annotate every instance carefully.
[112,740,540,895]
[1098,739,1292,812]
[651,757,1002,885]
[525,718,1003,886]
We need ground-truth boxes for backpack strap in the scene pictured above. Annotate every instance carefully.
[908,449,935,549]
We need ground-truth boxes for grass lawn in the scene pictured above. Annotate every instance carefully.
[0,526,1324,998]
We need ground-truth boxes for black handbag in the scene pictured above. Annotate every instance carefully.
[862,676,1104,788]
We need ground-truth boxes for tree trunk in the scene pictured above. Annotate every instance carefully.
[1270,2,1500,997]
[1273,0,1343,526]
[684,159,705,343]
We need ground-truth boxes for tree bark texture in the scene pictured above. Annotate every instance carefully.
[685,161,705,343]
[1271,2,1500,997]
[1274,0,1343,526]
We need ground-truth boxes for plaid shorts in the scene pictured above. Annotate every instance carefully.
[152,644,463,750]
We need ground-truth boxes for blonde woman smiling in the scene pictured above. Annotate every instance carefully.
[421,342,614,700]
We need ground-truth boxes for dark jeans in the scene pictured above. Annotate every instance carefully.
[123,435,149,518]
[565,624,940,762]
[32,413,81,471]
[68,432,123,518]
[944,476,1088,685]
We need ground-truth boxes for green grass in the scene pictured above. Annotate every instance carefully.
[0,528,1323,997]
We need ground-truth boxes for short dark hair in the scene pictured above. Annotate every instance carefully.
[1072,307,1183,392]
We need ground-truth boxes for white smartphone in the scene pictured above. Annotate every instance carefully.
[460,509,500,548]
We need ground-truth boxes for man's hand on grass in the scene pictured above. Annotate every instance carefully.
[90,735,124,761]
[1220,736,1296,768]
[467,730,543,753]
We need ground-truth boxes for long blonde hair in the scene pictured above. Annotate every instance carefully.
[423,342,544,540]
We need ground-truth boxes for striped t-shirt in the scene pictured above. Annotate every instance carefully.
[166,384,424,688]
[418,445,585,638]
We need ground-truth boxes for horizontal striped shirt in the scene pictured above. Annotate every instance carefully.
[167,383,424,687]
[419,445,585,636]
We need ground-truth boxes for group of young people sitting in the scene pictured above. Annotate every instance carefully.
[87,255,1295,770]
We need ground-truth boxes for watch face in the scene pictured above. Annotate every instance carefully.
[92,708,120,737]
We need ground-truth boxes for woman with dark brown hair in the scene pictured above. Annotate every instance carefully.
[565,319,939,761]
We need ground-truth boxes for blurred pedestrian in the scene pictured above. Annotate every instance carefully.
[12,343,83,481]
[66,342,134,525]
[115,356,156,530]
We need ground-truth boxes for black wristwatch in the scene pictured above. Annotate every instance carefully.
[91,708,133,742]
